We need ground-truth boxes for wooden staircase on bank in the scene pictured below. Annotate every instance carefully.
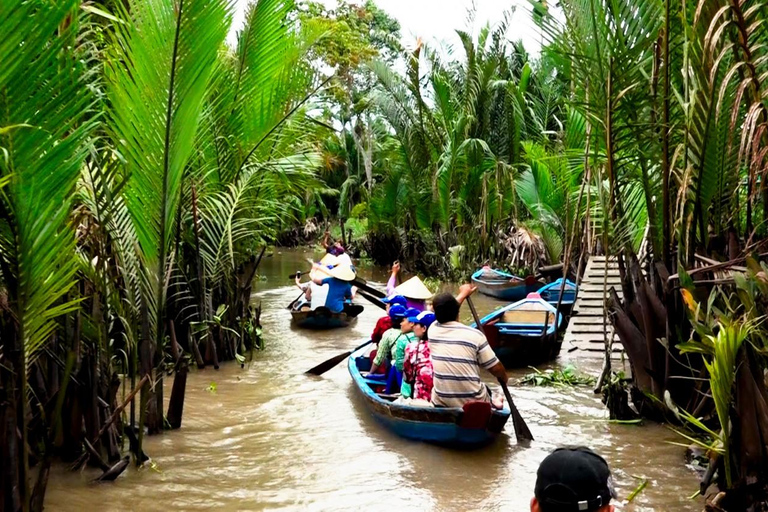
[563,256,624,358]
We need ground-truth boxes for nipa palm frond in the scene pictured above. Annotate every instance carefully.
[107,0,232,338]
[0,0,96,364]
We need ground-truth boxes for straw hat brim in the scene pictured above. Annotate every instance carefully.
[320,253,339,266]
[394,276,433,300]
[327,264,356,282]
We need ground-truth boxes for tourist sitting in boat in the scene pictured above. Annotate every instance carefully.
[310,261,355,313]
[385,262,431,311]
[429,285,507,409]
[531,446,615,512]
[392,307,420,397]
[368,304,408,391]
[372,294,406,343]
[403,311,435,401]
[293,271,330,311]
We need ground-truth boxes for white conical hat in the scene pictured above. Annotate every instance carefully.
[319,253,339,266]
[310,254,339,280]
[327,264,356,282]
[394,276,433,300]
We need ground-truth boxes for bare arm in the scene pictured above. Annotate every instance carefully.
[386,261,400,296]
[486,361,508,383]
[456,283,478,305]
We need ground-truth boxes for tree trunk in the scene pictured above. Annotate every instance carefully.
[166,321,187,430]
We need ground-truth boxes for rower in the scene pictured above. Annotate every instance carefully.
[386,262,432,311]
[309,260,355,314]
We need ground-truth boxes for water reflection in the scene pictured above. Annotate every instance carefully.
[44,248,701,511]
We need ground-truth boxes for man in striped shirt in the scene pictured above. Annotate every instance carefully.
[428,285,508,408]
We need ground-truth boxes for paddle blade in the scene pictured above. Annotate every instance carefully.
[500,380,534,442]
[306,350,352,376]
[305,339,374,376]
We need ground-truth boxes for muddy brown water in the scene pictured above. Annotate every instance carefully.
[45,248,703,511]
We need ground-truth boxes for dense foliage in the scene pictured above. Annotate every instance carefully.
[3,0,768,509]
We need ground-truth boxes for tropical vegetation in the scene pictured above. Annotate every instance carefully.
[4,0,768,509]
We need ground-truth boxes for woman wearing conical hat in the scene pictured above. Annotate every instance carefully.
[309,257,356,313]
[385,262,431,311]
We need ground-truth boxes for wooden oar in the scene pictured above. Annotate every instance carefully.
[287,290,305,310]
[306,339,374,376]
[356,289,387,310]
[465,295,534,442]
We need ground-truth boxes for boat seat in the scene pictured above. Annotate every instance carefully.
[459,401,492,428]
[376,393,400,401]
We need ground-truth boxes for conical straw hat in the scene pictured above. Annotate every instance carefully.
[310,254,339,280]
[327,264,356,282]
[394,276,433,300]
[320,253,339,266]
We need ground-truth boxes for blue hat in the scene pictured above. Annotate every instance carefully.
[414,311,436,328]
[388,304,407,320]
[382,294,407,306]
[404,307,421,323]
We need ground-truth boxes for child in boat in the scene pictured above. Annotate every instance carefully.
[403,311,435,401]
[393,308,421,397]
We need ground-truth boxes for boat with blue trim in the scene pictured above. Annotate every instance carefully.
[536,278,578,315]
[348,344,510,448]
[471,293,564,367]
[471,267,543,301]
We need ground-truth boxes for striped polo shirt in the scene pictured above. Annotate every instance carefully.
[428,321,500,407]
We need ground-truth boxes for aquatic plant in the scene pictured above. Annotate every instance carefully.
[521,365,596,387]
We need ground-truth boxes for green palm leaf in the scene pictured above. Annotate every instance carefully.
[0,0,96,363]
[107,0,232,338]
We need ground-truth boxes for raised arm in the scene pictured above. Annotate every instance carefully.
[386,261,401,296]
[455,283,478,305]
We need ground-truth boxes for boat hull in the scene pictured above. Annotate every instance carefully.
[348,346,510,448]
[471,269,543,301]
[473,295,564,368]
[537,278,577,315]
[488,332,562,368]
[290,304,363,330]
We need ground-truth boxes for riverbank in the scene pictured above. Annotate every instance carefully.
[44,249,702,511]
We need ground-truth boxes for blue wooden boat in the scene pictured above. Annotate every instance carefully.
[349,345,510,448]
[472,293,564,368]
[471,267,543,301]
[537,278,578,315]
[291,304,363,329]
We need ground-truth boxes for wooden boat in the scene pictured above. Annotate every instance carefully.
[290,303,363,329]
[348,344,511,448]
[472,293,564,368]
[471,268,543,301]
[537,278,578,315]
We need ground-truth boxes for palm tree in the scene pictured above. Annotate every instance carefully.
[0,0,96,507]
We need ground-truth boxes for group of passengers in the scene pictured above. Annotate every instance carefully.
[366,268,508,411]
[294,237,356,314]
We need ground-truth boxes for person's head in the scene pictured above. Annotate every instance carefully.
[383,294,407,313]
[413,311,436,339]
[388,304,407,327]
[432,292,460,324]
[531,447,615,512]
[401,308,421,333]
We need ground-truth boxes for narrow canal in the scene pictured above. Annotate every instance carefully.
[45,248,702,511]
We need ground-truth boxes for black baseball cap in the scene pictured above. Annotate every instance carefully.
[535,447,616,511]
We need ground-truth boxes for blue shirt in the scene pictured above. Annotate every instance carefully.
[321,277,353,313]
